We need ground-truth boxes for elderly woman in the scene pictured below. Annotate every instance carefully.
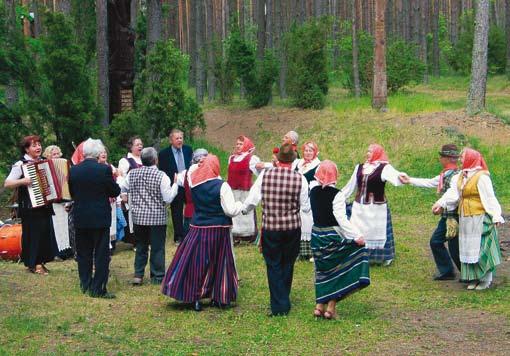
[161,155,244,311]
[341,144,405,266]
[228,136,262,244]
[118,136,143,177]
[292,141,321,261]
[432,148,504,290]
[183,148,209,237]
[43,145,63,159]
[4,135,56,274]
[310,160,369,319]
[69,139,120,298]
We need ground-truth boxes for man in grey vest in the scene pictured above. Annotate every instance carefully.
[244,143,310,316]
[120,147,181,285]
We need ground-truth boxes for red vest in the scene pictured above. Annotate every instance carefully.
[184,171,194,218]
[227,154,253,190]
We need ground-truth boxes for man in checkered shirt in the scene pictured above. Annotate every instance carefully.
[120,147,182,286]
[243,143,310,316]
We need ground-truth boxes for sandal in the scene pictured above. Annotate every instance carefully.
[34,265,48,275]
[313,308,324,318]
[42,264,50,273]
[324,310,338,320]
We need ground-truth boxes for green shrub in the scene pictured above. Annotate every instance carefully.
[447,11,507,75]
[339,33,425,94]
[227,21,277,108]
[286,19,329,109]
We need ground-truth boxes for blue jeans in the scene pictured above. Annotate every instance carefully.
[430,217,461,276]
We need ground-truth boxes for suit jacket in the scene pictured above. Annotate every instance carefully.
[69,158,121,229]
[158,144,192,184]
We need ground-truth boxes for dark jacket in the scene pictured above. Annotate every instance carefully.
[158,144,192,184]
[69,158,120,229]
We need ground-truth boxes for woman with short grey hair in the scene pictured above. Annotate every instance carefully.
[83,138,106,159]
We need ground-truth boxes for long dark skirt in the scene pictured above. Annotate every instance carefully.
[161,225,238,304]
[20,208,56,268]
[311,226,370,304]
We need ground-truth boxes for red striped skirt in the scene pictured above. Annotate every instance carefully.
[161,225,238,304]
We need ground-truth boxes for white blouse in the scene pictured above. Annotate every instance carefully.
[6,154,33,181]
[118,153,142,177]
[341,163,403,200]
[436,172,505,224]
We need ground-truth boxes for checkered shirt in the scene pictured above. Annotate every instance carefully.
[261,167,302,231]
[128,166,167,226]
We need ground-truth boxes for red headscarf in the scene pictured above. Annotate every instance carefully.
[236,135,255,154]
[314,160,338,187]
[190,154,221,187]
[367,144,389,164]
[301,141,319,163]
[71,141,86,165]
[462,148,488,171]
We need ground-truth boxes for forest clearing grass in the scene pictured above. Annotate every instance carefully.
[1,77,509,354]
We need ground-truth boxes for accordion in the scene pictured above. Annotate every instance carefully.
[22,159,71,208]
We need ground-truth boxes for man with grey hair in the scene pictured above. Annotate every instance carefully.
[158,129,193,244]
[69,138,120,299]
[120,147,182,285]
[255,130,300,171]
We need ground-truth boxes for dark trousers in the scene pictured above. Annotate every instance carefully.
[261,228,301,315]
[75,227,111,295]
[133,224,167,282]
[430,217,461,276]
[170,187,185,242]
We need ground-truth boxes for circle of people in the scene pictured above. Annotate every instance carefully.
[4,129,504,319]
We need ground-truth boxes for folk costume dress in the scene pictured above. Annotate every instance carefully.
[436,149,504,286]
[227,136,260,243]
[118,153,143,243]
[292,142,320,260]
[161,155,244,305]
[341,144,404,264]
[310,161,370,304]
[6,154,57,269]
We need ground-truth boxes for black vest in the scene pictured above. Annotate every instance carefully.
[354,163,387,204]
[310,185,340,227]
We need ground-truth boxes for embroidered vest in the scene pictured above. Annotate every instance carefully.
[458,170,488,217]
[354,163,387,204]
[227,154,253,190]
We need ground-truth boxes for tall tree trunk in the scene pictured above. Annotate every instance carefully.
[188,0,196,87]
[256,0,266,59]
[195,0,204,103]
[506,0,510,78]
[57,0,71,14]
[352,0,361,98]
[420,0,429,83]
[31,0,42,37]
[432,0,440,76]
[5,0,19,107]
[372,0,387,110]
[450,0,460,44]
[266,0,273,48]
[467,0,489,115]
[385,0,393,37]
[147,0,163,51]
[96,0,109,126]
[276,0,287,98]
[206,0,215,101]
[130,0,138,29]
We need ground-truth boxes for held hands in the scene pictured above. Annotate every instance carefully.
[398,173,410,184]
[255,162,265,171]
[432,203,443,215]
[354,236,365,246]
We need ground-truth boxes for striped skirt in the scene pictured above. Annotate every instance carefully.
[311,226,370,304]
[460,214,502,282]
[161,225,238,304]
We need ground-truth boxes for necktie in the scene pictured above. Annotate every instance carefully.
[176,148,184,172]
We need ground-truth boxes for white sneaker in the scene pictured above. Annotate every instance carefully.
[309,257,314,263]
[383,259,393,266]
[467,282,478,290]
[475,281,491,290]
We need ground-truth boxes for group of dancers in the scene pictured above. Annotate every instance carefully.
[3,129,504,318]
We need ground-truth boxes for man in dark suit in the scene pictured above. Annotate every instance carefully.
[69,139,120,299]
[158,129,192,244]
